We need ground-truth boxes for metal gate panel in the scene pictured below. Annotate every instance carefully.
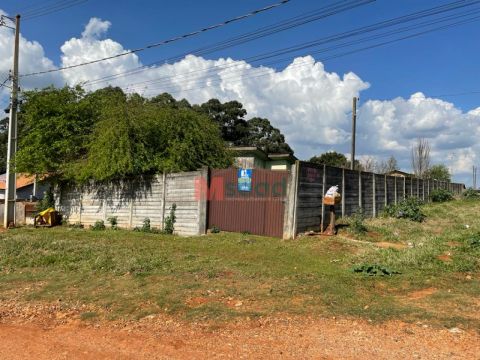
[207,168,288,238]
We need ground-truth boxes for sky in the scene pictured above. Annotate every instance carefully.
[0,0,479,185]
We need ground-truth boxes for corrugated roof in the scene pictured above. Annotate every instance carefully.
[0,174,36,190]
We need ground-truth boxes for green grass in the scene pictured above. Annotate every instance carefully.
[0,199,479,329]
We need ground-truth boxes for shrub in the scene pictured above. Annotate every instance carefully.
[348,209,367,236]
[163,204,177,235]
[430,189,453,203]
[383,197,425,222]
[107,216,118,230]
[210,225,220,234]
[91,220,106,231]
[36,187,55,212]
[142,218,151,232]
[463,188,479,199]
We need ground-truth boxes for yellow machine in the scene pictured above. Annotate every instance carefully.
[34,207,60,227]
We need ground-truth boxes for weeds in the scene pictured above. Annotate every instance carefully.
[163,204,176,235]
[383,197,425,222]
[107,216,118,230]
[91,220,106,231]
[430,189,453,203]
[347,209,367,236]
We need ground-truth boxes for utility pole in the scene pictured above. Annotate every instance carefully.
[350,97,358,170]
[474,165,477,189]
[4,14,20,228]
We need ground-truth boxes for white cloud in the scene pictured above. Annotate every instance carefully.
[81,18,111,39]
[1,14,479,185]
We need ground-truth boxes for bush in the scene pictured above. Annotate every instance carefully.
[210,225,221,234]
[141,218,151,232]
[463,188,479,199]
[163,204,177,235]
[91,220,106,231]
[348,209,367,236]
[430,189,453,203]
[383,197,425,222]
[36,187,55,212]
[107,216,118,230]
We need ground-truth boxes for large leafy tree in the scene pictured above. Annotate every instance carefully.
[243,117,293,154]
[309,151,348,167]
[15,86,232,182]
[426,164,451,181]
[195,99,249,144]
[15,85,96,178]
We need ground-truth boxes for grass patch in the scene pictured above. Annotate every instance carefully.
[0,199,479,329]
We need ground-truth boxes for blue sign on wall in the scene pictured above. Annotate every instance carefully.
[238,169,252,192]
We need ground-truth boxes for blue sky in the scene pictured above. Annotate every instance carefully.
[1,0,479,184]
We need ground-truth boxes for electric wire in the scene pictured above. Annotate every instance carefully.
[91,1,480,95]
[22,0,89,21]
[83,0,480,90]
[131,11,480,97]
[84,0,375,87]
[19,0,292,77]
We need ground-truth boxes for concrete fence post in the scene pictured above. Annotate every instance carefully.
[394,176,398,204]
[384,175,388,206]
[372,173,376,217]
[284,161,299,239]
[320,165,326,232]
[341,168,345,218]
[198,167,209,235]
[128,198,133,229]
[161,172,167,229]
[358,170,362,209]
[422,179,425,201]
[79,193,83,225]
[403,177,406,199]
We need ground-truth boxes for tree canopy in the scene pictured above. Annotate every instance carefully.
[309,151,348,167]
[13,86,232,182]
[426,164,451,182]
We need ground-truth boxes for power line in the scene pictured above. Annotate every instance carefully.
[131,11,480,98]
[83,0,480,90]
[93,0,480,94]
[20,0,292,77]
[429,90,480,98]
[84,0,374,87]
[22,0,89,21]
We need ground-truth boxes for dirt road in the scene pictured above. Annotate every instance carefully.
[0,315,478,359]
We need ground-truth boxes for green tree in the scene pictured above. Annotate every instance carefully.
[75,92,232,181]
[15,85,96,178]
[243,117,293,154]
[309,151,348,167]
[426,164,451,182]
[195,99,248,144]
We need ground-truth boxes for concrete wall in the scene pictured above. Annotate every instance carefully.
[290,161,465,237]
[56,169,208,236]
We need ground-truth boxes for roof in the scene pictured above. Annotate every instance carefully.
[0,174,37,190]
[386,170,413,177]
[230,146,297,162]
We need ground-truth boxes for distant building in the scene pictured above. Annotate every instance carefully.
[386,170,413,178]
[0,173,49,200]
[230,146,297,171]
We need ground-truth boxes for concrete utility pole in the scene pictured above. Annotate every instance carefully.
[350,97,358,170]
[474,166,477,189]
[4,15,20,228]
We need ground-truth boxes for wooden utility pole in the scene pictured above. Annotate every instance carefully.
[350,97,358,170]
[4,15,20,228]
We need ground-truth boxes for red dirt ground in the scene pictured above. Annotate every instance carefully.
[0,314,479,359]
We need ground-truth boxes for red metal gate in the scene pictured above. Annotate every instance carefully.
[207,168,289,238]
